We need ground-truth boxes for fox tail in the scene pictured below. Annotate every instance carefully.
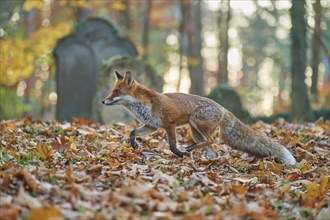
[220,111,296,165]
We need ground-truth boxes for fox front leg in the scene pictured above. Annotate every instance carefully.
[130,125,157,149]
[165,124,189,158]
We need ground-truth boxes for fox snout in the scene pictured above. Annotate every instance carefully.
[101,98,119,105]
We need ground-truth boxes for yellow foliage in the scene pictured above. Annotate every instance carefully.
[4,0,119,87]
[23,0,44,11]
[112,1,127,11]
[23,0,92,11]
[0,23,72,86]
[58,0,92,9]
[0,39,34,85]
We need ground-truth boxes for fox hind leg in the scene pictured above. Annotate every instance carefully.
[189,126,217,159]
[185,124,214,153]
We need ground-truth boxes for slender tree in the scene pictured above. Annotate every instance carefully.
[311,0,322,100]
[217,0,230,84]
[187,0,204,96]
[120,0,131,37]
[290,0,312,122]
[177,0,189,91]
[142,0,151,61]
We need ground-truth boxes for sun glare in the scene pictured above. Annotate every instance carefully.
[230,0,256,16]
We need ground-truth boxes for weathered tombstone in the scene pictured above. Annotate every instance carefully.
[93,56,164,124]
[208,85,250,123]
[54,37,96,121]
[54,18,137,121]
[75,18,137,68]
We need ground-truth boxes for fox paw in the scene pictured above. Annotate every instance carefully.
[130,141,139,150]
[205,148,217,160]
[174,150,189,158]
[205,152,217,160]
[185,143,197,152]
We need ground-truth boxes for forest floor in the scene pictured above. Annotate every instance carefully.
[0,116,329,220]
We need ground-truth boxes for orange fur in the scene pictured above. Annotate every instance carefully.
[102,71,296,164]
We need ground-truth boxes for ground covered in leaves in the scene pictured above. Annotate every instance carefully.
[0,116,329,220]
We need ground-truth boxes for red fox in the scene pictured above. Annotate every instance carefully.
[102,71,296,165]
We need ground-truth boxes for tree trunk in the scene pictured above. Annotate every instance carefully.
[311,0,321,100]
[23,9,37,117]
[217,0,230,84]
[177,1,189,91]
[142,0,151,61]
[187,0,204,96]
[76,7,91,22]
[120,0,131,37]
[290,0,312,122]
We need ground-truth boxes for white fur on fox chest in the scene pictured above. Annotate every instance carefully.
[121,95,162,128]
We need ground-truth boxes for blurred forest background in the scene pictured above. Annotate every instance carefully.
[0,0,329,123]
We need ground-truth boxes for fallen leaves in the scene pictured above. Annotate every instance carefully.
[34,142,54,160]
[301,174,330,208]
[0,117,329,219]
[17,169,44,194]
[26,206,63,220]
[17,184,42,209]
[0,204,20,220]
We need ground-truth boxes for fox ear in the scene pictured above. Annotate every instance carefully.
[114,70,124,80]
[124,71,134,87]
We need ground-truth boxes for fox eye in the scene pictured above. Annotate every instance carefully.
[114,90,121,95]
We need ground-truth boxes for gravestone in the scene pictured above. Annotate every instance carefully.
[54,18,137,121]
[208,84,250,123]
[54,37,96,121]
[93,56,164,124]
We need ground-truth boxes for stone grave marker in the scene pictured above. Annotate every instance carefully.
[54,18,137,121]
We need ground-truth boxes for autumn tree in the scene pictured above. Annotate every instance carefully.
[176,0,189,91]
[142,0,151,61]
[311,0,322,100]
[290,0,312,122]
[217,0,231,84]
[120,0,131,36]
[187,0,204,96]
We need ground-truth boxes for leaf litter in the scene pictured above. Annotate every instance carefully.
[0,116,329,219]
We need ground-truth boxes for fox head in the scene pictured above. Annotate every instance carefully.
[101,70,136,106]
